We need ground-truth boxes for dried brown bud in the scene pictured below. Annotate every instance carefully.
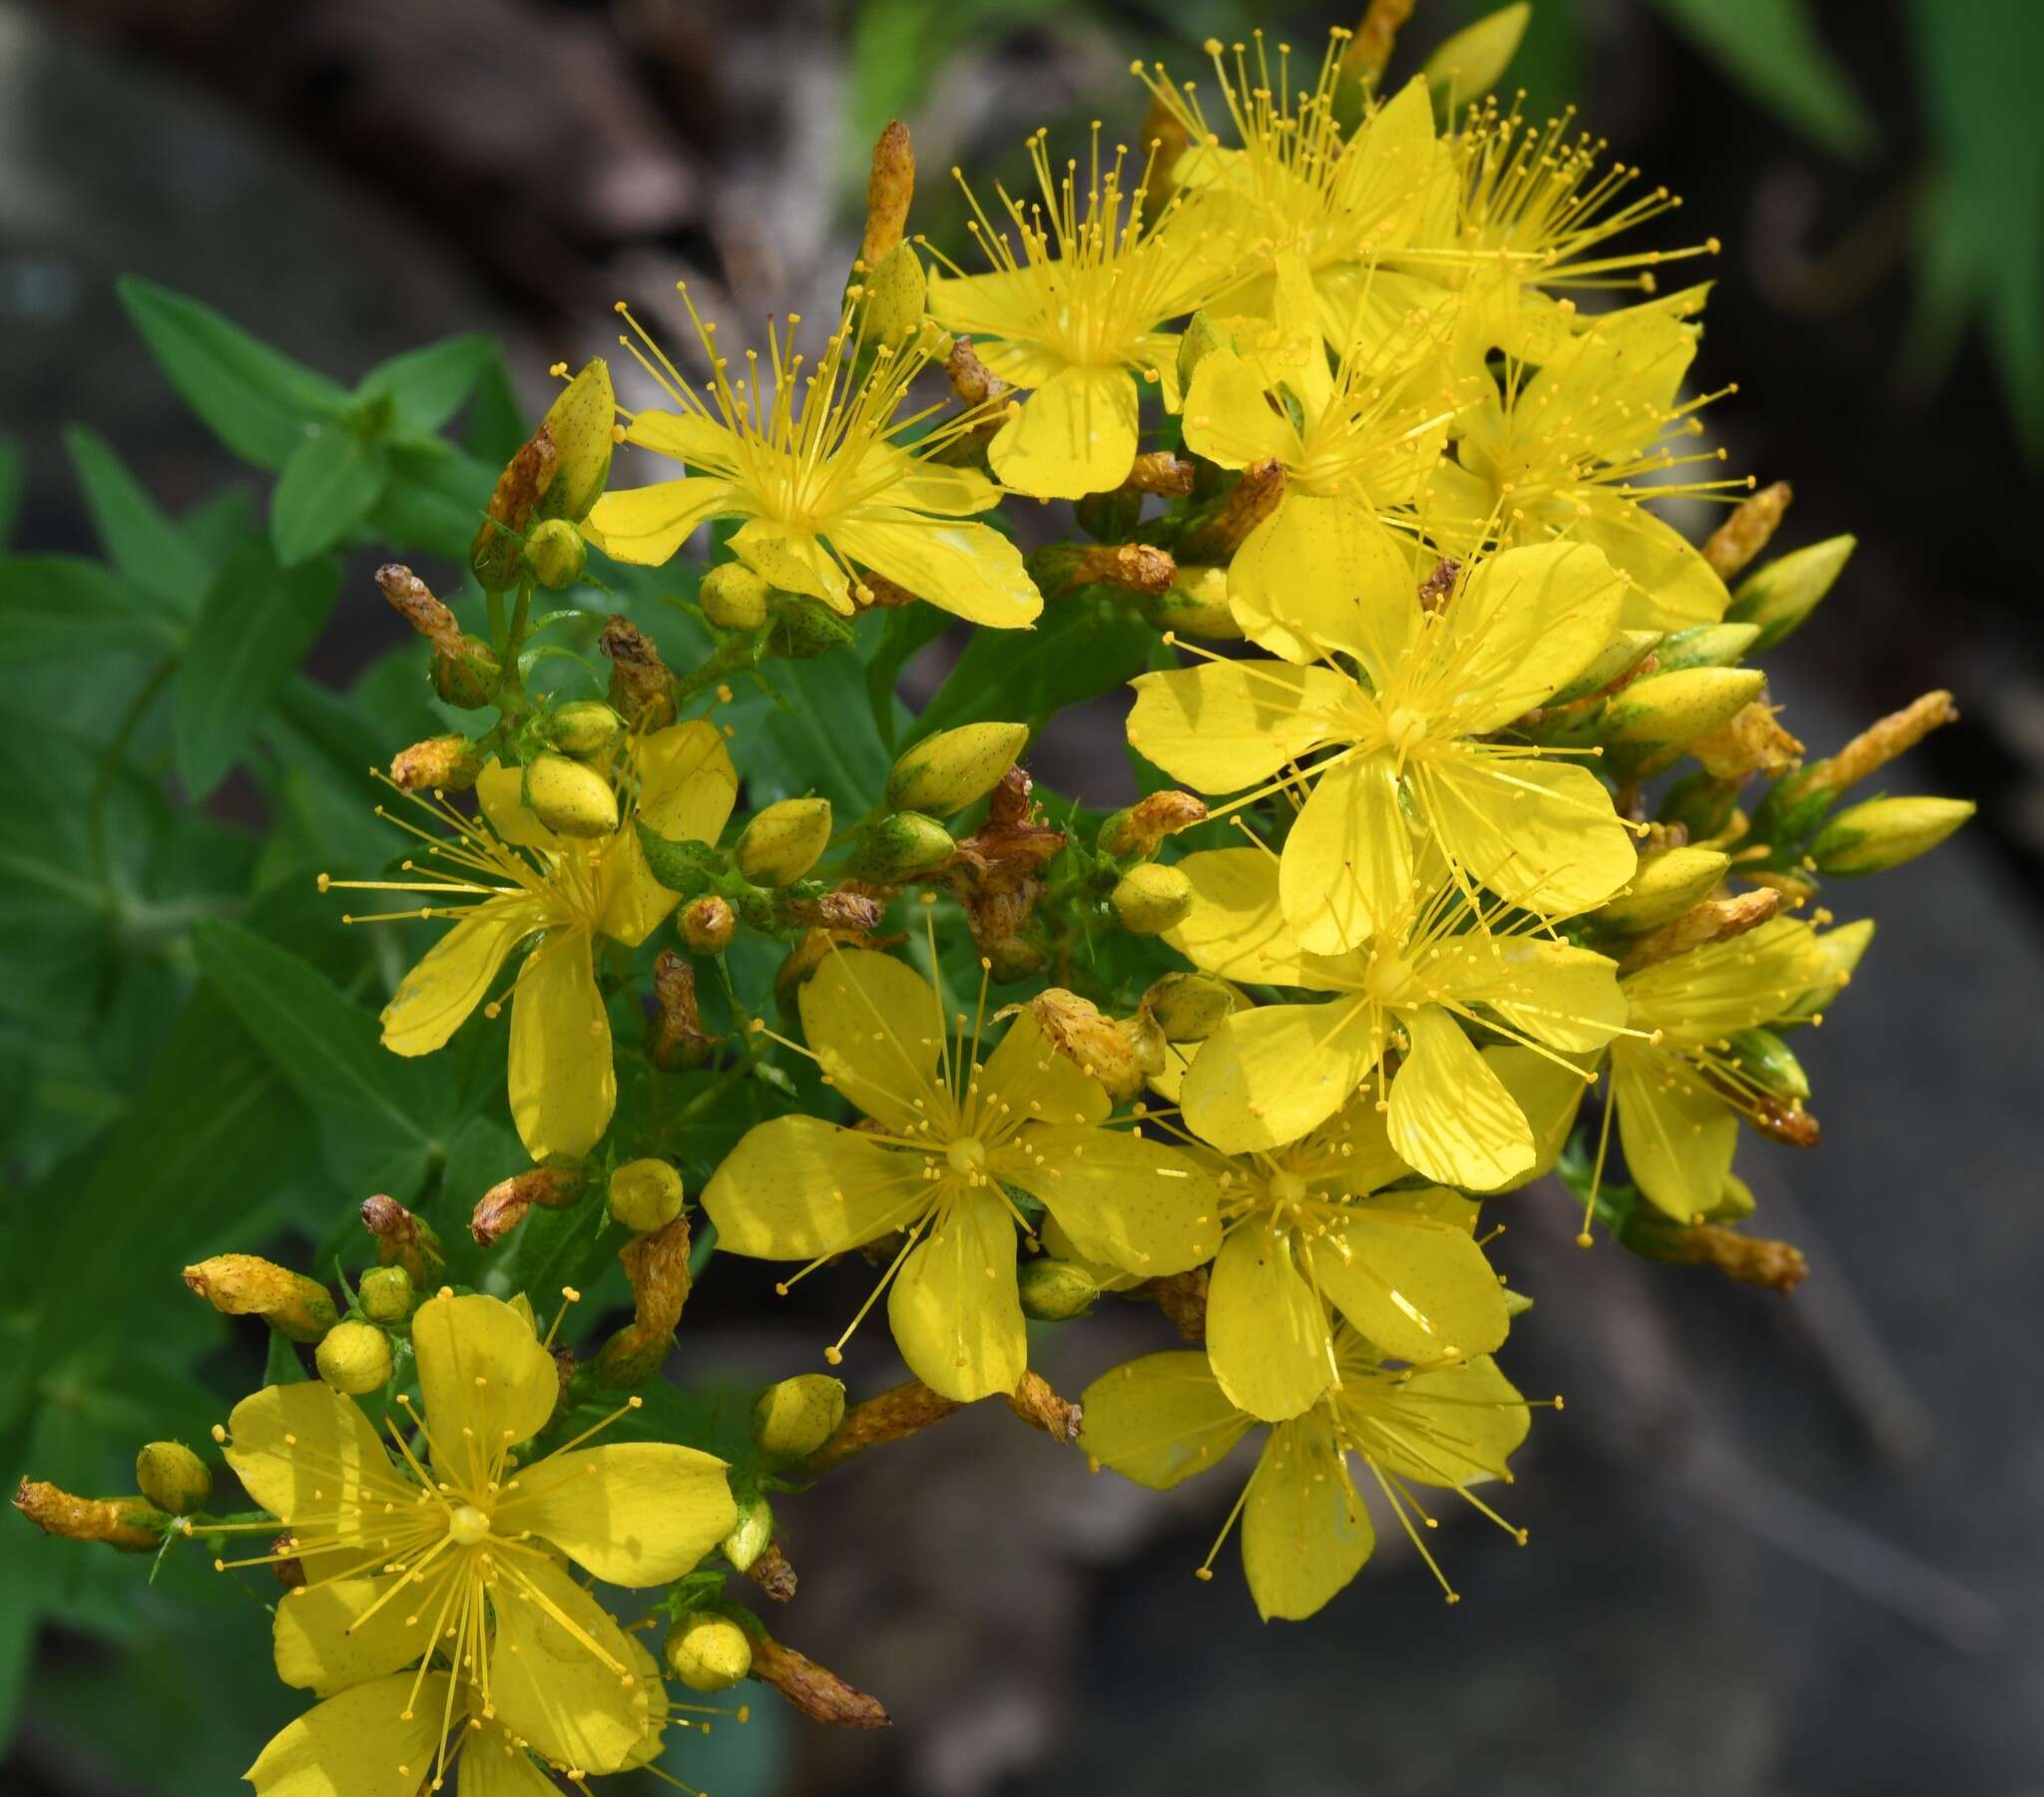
[469,1164,585,1248]
[1005,1370,1083,1443]
[1178,458,1285,562]
[182,1255,336,1342]
[595,1215,694,1388]
[359,1194,446,1285]
[785,889,886,934]
[1704,480,1793,581]
[1751,1096,1821,1148]
[859,121,915,270]
[1620,888,1784,975]
[1123,452,1197,498]
[1798,689,1960,804]
[1345,0,1415,87]
[751,1634,890,1730]
[945,334,1009,409]
[1141,1268,1211,1343]
[600,615,677,730]
[376,565,463,656]
[388,734,484,794]
[270,1532,305,1588]
[746,1541,799,1604]
[1649,1223,1808,1294]
[682,894,737,956]
[652,950,718,1071]
[1029,989,1152,1103]
[471,428,558,592]
[14,1480,165,1553]
[799,1377,965,1475]
[1028,541,1178,600]
[1690,703,1803,781]
[1099,789,1210,859]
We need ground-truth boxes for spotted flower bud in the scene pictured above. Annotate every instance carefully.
[1547,629,1662,705]
[534,358,616,526]
[851,812,956,882]
[738,797,834,886]
[701,562,771,631]
[525,518,586,590]
[544,699,623,758]
[766,593,856,659]
[1018,1257,1101,1321]
[357,1264,415,1323]
[1098,789,1209,859]
[681,894,738,954]
[1594,847,1732,934]
[1729,535,1854,651]
[315,1321,392,1395]
[1811,796,1974,876]
[886,723,1029,815]
[1139,970,1235,1041]
[723,1488,777,1575]
[524,752,619,838]
[1650,622,1761,674]
[431,638,502,709]
[1604,668,1769,748]
[1141,563,1244,641]
[610,1158,686,1234]
[665,1614,754,1693]
[182,1255,336,1343]
[388,733,484,794]
[135,1442,212,1517]
[860,240,927,348]
[1111,862,1193,935]
[752,1374,847,1462]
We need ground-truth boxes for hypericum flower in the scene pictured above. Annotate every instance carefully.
[587,292,1041,627]
[1598,917,1829,1223]
[217,1291,734,1780]
[702,935,1222,1401]
[1134,33,1449,341]
[923,128,1232,499]
[1164,848,1625,1184]
[327,721,736,1161]
[1129,528,1638,954]
[1426,285,1747,631]
[1080,1328,1536,1619]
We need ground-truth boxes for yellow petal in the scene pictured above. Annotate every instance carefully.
[886,1186,1027,1401]
[1182,348,1300,469]
[1477,1045,1591,1193]
[1287,1095,1413,1195]
[1621,916,1824,1047]
[1163,848,1319,987]
[1241,1420,1373,1621]
[731,517,850,611]
[1077,1350,1252,1490]
[831,511,1043,628]
[880,455,1002,518]
[1415,751,1636,921]
[1182,996,1383,1153]
[1125,661,1351,794]
[995,1123,1219,1276]
[1613,1047,1738,1221]
[224,1382,408,1529]
[976,1011,1110,1132]
[1206,1223,1332,1422]
[592,826,680,951]
[1385,1005,1533,1188]
[1312,1196,1508,1364]
[409,1291,558,1490]
[702,1116,930,1257]
[585,477,740,566]
[1348,1354,1529,1485]
[380,898,543,1058]
[507,928,615,1161]
[499,1442,735,1585]
[457,1729,562,1797]
[635,720,740,843]
[1325,76,1437,252]
[987,364,1140,501]
[622,410,737,469]
[474,760,556,850]
[486,1550,649,1774]
[923,269,1055,355]
[273,1575,441,1697]
[1280,750,1414,956]
[1228,493,1416,683]
[796,948,945,1133]
[246,1673,450,1797]
[1570,503,1730,633]
[1453,938,1627,1054]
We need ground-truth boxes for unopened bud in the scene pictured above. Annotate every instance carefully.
[681,894,738,954]
[859,120,915,269]
[135,1442,211,1516]
[1031,989,1151,1102]
[1728,534,1854,651]
[1140,971,1236,1041]
[1018,1256,1101,1321]
[357,1264,415,1323]
[431,638,501,709]
[1140,563,1245,641]
[1604,668,1769,748]
[389,734,483,794]
[665,1614,754,1694]
[534,359,616,526]
[183,1256,336,1342]
[1657,768,1742,841]
[738,797,834,886]
[524,752,619,838]
[526,518,586,590]
[1723,1028,1809,1104]
[1098,790,1210,859]
[14,1481,164,1553]
[1650,622,1761,674]
[1111,862,1193,935]
[887,723,1029,815]
[1811,796,1974,876]
[752,1374,847,1462]
[545,699,623,758]
[852,812,956,882]
[471,1163,585,1247]
[1594,847,1731,934]
[610,1158,685,1234]
[315,1321,392,1395]
[360,1194,445,1285]
[723,1488,777,1575]
[1548,629,1662,705]
[860,240,926,348]
[701,562,771,631]
[1776,919,1874,1025]
[1420,3,1533,108]
[766,593,857,659]
[600,615,676,729]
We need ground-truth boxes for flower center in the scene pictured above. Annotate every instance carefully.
[447,1504,493,1547]
[946,1136,988,1177]
[1268,1170,1308,1208]
[1365,955,1414,1004]
[1384,707,1429,758]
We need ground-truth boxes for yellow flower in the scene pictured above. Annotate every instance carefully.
[923,129,1231,499]
[1129,527,1637,954]
[586,293,1041,628]
[1602,917,1828,1221]
[1164,848,1625,1185]
[1426,285,1744,631]
[701,942,1222,1401]
[1081,1328,1534,1619]
[330,721,736,1161]
[218,1291,734,1779]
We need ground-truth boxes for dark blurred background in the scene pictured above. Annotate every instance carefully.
[4,0,2042,1793]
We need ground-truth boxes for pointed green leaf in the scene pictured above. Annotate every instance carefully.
[63,426,212,612]
[370,442,493,558]
[464,344,528,467]
[0,555,168,662]
[270,425,389,565]
[357,333,497,437]
[1649,0,1874,159]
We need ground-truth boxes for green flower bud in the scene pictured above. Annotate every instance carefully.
[681,894,737,955]
[1017,1256,1100,1321]
[1593,847,1731,934]
[751,1374,847,1462]
[722,1488,775,1572]
[135,1442,212,1517]
[1723,1028,1809,1104]
[1707,1172,1758,1222]
[315,1321,393,1395]
[886,722,1029,815]
[1140,970,1236,1041]
[861,240,927,348]
[1547,630,1661,705]
[524,752,619,838]
[1657,767,1742,840]
[1728,534,1854,651]
[1650,622,1762,674]
[664,1614,753,1693]
[851,811,956,882]
[1810,795,1974,876]
[1421,3,1531,107]
[766,593,857,659]
[1178,312,1226,390]
[1776,919,1875,1026]
[1140,563,1245,641]
[544,699,623,758]
[535,359,616,526]
[357,1264,415,1323]
[525,518,587,590]
[701,562,771,631]
[432,638,501,710]
[737,797,834,886]
[1111,862,1193,935]
[1603,668,1769,747]
[609,1158,685,1234]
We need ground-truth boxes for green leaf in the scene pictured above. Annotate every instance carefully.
[269,425,389,565]
[912,593,1156,740]
[263,1328,307,1385]
[173,539,338,798]
[370,442,493,559]
[190,917,456,1196]
[62,427,211,612]
[464,344,528,467]
[1648,0,1874,160]
[0,554,169,662]
[744,616,902,812]
[357,333,497,438]
[865,604,951,750]
[0,436,22,547]
[115,276,346,470]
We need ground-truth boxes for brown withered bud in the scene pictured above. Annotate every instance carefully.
[652,950,718,1071]
[1417,556,1462,614]
[1344,0,1415,87]
[1704,480,1792,581]
[271,1532,306,1588]
[1620,888,1783,975]
[854,571,920,609]
[945,334,1009,409]
[799,1377,964,1475]
[1006,1370,1083,1444]
[1123,452,1197,498]
[747,1542,799,1604]
[471,429,558,591]
[594,1215,693,1388]
[773,926,875,1020]
[1691,703,1803,781]
[469,1164,585,1249]
[1141,1267,1211,1343]
[1028,541,1177,600]
[1795,689,1959,805]
[600,615,677,730]
[943,766,1065,963]
[388,734,484,794]
[750,1634,890,1729]
[784,889,885,935]
[1099,789,1210,859]
[15,1480,166,1552]
[859,121,915,270]
[1140,92,1192,203]
[376,565,464,657]
[1178,458,1284,562]
[681,895,737,956]
[1642,1223,1808,1294]
[1029,989,1153,1104]
[359,1194,446,1285]
[182,1255,336,1342]
[1752,1097,1821,1148]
